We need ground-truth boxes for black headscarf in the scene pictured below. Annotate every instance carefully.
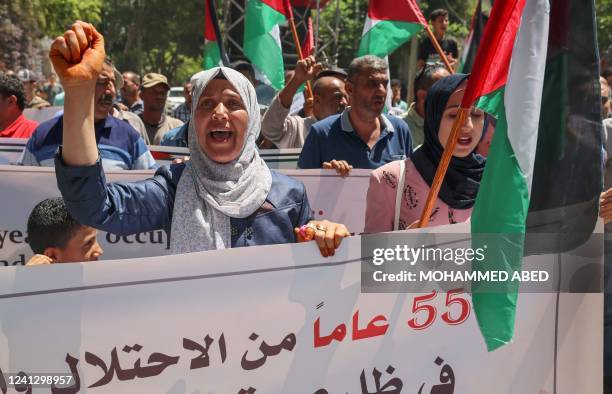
[410,73,486,209]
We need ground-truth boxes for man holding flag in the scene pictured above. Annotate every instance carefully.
[417,9,459,71]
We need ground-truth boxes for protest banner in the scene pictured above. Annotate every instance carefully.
[0,165,370,265]
[0,224,601,393]
[0,138,300,169]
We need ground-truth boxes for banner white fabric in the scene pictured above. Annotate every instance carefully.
[0,138,300,169]
[0,165,370,265]
[0,225,601,393]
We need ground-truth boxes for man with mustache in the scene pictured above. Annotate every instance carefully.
[19,58,157,170]
[298,55,413,175]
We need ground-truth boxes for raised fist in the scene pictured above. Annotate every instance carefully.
[293,56,322,84]
[49,21,106,88]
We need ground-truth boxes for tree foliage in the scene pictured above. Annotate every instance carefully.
[316,0,367,67]
[0,0,40,70]
[596,0,612,57]
[0,0,102,71]
[98,0,204,84]
[0,0,202,84]
[36,0,103,37]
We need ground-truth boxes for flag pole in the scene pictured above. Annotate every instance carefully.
[207,0,230,67]
[315,0,320,55]
[423,23,455,74]
[284,0,314,99]
[417,107,469,227]
[415,1,462,228]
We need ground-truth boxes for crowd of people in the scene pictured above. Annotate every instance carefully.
[0,7,609,266]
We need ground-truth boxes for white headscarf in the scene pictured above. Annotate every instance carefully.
[170,67,272,253]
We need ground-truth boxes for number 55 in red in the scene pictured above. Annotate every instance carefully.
[407,290,437,330]
[407,289,471,330]
[441,288,471,325]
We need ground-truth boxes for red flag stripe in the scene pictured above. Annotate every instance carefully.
[262,0,292,17]
[282,0,294,19]
[301,17,314,58]
[460,0,526,108]
[367,0,427,26]
[204,0,217,41]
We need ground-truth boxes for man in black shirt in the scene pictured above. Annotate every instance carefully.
[417,9,458,71]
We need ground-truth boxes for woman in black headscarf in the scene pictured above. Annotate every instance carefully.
[365,73,486,232]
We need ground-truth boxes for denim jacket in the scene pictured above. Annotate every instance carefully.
[55,153,313,249]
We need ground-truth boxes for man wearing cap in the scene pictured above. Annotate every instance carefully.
[261,56,349,149]
[20,58,157,170]
[139,72,183,145]
[17,69,50,109]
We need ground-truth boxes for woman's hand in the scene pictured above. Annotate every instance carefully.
[294,220,351,257]
[49,21,105,88]
[26,254,53,266]
[323,160,353,177]
[600,188,612,224]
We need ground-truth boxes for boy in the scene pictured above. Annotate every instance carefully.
[26,197,103,265]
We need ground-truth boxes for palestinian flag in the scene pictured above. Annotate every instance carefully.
[357,0,427,58]
[203,0,228,69]
[466,0,550,351]
[524,0,602,251]
[459,0,488,73]
[244,0,292,90]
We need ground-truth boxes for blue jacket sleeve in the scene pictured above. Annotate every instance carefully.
[297,180,313,227]
[55,151,179,236]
